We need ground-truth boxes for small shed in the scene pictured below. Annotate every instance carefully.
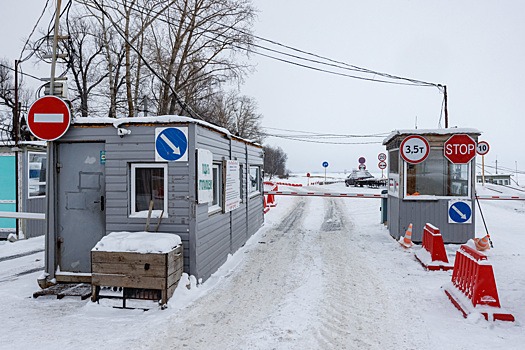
[43,115,264,285]
[383,128,481,243]
[0,141,47,240]
[476,173,513,186]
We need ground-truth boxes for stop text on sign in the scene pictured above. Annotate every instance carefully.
[445,143,475,156]
[444,134,476,164]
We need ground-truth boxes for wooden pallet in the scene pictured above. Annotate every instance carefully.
[33,283,92,300]
[91,244,183,307]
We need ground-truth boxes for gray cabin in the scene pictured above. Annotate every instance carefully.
[43,116,264,284]
[0,141,47,240]
[383,128,481,244]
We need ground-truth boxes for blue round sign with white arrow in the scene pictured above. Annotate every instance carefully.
[448,199,472,224]
[155,127,188,162]
[322,161,329,168]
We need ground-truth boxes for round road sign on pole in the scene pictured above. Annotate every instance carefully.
[27,96,71,141]
[322,161,329,168]
[444,134,476,164]
[378,153,387,162]
[358,157,366,164]
[400,135,430,164]
[378,161,387,170]
[476,141,490,156]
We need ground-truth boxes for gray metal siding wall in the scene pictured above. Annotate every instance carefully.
[194,127,232,281]
[395,199,474,244]
[230,139,248,253]
[58,125,192,271]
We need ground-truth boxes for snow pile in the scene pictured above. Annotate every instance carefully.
[91,231,181,253]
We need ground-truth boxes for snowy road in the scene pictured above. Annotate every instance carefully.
[3,181,525,350]
[147,196,421,350]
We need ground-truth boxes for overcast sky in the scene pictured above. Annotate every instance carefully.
[2,1,525,177]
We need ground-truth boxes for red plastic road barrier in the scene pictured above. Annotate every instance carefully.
[443,245,514,322]
[414,223,453,271]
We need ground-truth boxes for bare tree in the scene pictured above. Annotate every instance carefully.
[61,12,107,117]
[263,145,288,180]
[0,59,33,141]
[196,90,264,141]
[148,0,256,117]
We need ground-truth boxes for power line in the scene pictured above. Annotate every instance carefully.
[95,1,441,89]
[0,63,42,81]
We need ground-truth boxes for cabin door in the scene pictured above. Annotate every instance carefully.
[56,142,106,273]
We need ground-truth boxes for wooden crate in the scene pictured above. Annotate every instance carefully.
[91,244,183,306]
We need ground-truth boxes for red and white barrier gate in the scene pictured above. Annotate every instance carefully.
[414,223,453,271]
[443,245,514,322]
[264,190,385,199]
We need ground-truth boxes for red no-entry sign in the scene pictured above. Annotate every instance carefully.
[27,96,71,141]
[444,134,476,164]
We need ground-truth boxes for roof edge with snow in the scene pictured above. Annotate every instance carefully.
[382,127,482,145]
[72,115,262,147]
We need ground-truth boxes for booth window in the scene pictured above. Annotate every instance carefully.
[249,165,261,195]
[405,149,469,197]
[28,152,46,198]
[131,163,168,216]
[388,150,399,174]
[209,163,223,213]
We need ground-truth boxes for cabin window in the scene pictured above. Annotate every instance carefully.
[405,149,469,197]
[209,163,223,213]
[130,163,168,217]
[388,149,399,175]
[28,152,46,198]
[249,165,261,195]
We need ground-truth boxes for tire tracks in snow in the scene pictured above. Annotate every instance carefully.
[149,196,317,350]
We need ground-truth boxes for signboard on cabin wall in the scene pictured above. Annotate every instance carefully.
[224,160,241,213]
[155,127,188,162]
[197,149,213,204]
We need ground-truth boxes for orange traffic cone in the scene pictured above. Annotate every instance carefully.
[400,223,414,248]
[474,235,490,251]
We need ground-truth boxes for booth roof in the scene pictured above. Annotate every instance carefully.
[382,127,482,145]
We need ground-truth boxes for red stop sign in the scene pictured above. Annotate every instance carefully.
[27,96,71,141]
[444,134,476,164]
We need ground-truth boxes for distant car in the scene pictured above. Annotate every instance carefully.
[345,169,374,187]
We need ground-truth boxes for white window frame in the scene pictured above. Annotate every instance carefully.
[27,151,46,199]
[403,148,471,200]
[249,165,261,197]
[208,163,223,214]
[130,163,168,218]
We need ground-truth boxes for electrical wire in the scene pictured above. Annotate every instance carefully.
[94,1,441,89]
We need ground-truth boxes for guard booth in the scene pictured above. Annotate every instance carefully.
[42,115,264,286]
[383,128,481,243]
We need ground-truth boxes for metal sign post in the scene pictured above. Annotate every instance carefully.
[477,141,490,186]
[322,161,329,183]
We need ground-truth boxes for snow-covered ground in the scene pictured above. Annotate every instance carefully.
[1,176,525,350]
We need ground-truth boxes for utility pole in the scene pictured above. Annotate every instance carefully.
[444,85,448,128]
[49,0,62,96]
[13,60,20,144]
